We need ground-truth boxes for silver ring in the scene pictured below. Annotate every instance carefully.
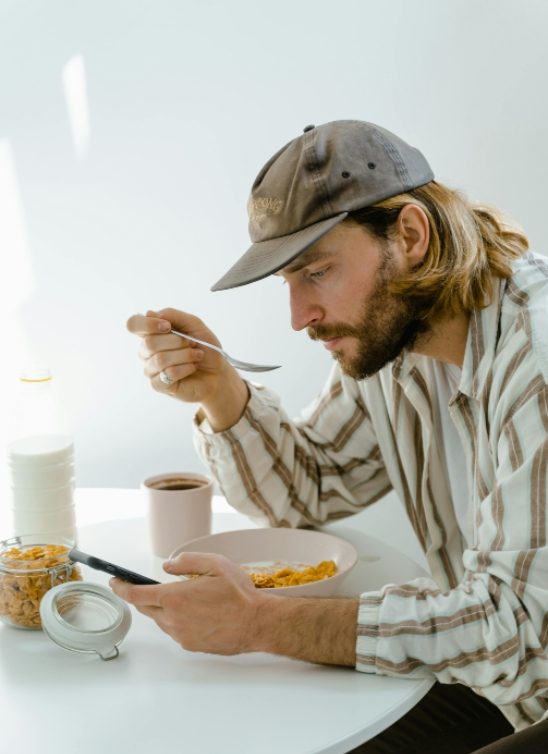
[159,370,174,386]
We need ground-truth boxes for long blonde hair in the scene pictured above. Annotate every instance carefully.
[347,181,529,319]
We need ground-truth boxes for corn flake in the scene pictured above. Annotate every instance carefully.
[0,544,82,629]
[246,559,337,588]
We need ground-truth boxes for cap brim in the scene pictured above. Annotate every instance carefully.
[211,213,348,291]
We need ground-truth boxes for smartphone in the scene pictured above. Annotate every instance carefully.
[68,548,160,585]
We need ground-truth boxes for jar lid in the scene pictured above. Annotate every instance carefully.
[39,582,131,660]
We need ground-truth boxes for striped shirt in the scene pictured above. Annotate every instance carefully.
[194,251,548,730]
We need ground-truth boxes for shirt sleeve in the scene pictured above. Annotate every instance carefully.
[356,371,548,718]
[193,364,392,528]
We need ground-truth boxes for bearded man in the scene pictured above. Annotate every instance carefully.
[119,121,548,753]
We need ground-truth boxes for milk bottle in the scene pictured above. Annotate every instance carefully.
[7,368,76,541]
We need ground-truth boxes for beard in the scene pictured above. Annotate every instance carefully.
[308,251,432,380]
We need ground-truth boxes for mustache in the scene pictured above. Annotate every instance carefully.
[307,324,360,341]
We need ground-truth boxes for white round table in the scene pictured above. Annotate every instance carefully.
[0,489,434,754]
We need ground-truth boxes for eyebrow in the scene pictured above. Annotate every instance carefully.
[278,249,335,275]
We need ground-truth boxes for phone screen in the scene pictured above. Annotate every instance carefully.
[68,548,160,585]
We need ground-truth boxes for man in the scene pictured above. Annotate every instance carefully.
[117,121,548,753]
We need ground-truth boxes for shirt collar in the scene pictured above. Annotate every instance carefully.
[458,277,505,401]
[391,276,505,402]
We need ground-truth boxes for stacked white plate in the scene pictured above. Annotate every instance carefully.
[8,434,76,541]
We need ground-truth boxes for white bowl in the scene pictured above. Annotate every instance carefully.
[170,528,358,597]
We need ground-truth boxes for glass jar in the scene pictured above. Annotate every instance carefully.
[0,534,82,629]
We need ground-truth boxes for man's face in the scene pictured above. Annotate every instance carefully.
[277,222,431,379]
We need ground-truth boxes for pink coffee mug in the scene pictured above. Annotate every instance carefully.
[142,472,213,558]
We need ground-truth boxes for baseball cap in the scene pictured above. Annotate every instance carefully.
[211,119,434,291]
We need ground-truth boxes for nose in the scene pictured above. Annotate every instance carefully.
[289,285,323,331]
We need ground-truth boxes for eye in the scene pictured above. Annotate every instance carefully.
[309,267,329,281]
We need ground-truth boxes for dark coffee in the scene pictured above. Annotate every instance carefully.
[148,477,208,491]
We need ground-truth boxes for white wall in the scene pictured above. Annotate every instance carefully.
[1,0,547,490]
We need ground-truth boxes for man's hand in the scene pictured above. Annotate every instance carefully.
[126,308,249,431]
[110,552,268,655]
[110,551,359,666]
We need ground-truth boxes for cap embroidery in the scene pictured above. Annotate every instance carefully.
[249,196,284,222]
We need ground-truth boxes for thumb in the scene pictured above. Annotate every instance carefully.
[155,308,204,331]
[144,308,192,328]
[163,551,230,577]
[154,308,221,345]
[142,309,172,333]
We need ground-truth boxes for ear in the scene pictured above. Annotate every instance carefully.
[395,204,430,269]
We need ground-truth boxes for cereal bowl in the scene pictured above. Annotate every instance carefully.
[169,528,358,597]
[0,534,82,629]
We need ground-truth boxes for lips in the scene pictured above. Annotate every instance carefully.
[322,337,343,351]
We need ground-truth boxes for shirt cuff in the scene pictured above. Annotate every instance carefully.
[193,381,275,441]
[355,590,383,674]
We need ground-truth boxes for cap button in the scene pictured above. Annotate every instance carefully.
[303,124,315,133]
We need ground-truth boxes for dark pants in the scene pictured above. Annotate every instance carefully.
[349,682,548,754]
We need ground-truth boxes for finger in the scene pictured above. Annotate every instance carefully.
[131,607,180,644]
[140,332,197,359]
[126,312,171,336]
[132,604,165,621]
[146,347,204,377]
[136,308,222,350]
[110,578,165,608]
[163,552,232,577]
[145,354,205,391]
[150,361,203,392]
